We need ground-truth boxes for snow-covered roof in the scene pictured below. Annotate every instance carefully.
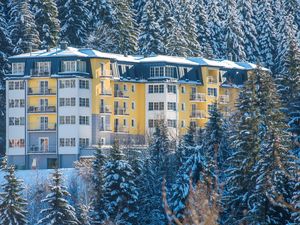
[9,46,267,70]
[138,55,199,65]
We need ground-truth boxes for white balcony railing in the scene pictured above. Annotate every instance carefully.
[190,93,206,102]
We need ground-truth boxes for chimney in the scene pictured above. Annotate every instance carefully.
[60,41,68,50]
[46,45,50,52]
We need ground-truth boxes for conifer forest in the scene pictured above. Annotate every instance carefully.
[0,0,300,224]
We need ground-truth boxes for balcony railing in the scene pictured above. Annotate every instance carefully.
[219,95,230,104]
[27,145,56,153]
[97,70,113,78]
[114,90,129,98]
[114,126,128,133]
[190,110,206,119]
[28,123,56,132]
[114,108,128,115]
[99,89,112,96]
[28,87,56,95]
[28,106,56,113]
[99,125,112,132]
[100,105,111,113]
[190,93,206,102]
[30,69,51,77]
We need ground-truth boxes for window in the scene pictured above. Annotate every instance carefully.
[123,119,127,127]
[208,104,216,113]
[132,102,135,110]
[167,119,177,128]
[12,63,25,75]
[79,138,89,148]
[123,85,127,92]
[59,98,76,106]
[167,85,176,94]
[9,117,25,126]
[8,81,25,90]
[79,80,89,89]
[79,98,89,107]
[131,84,135,92]
[79,116,89,125]
[148,85,153,93]
[62,61,76,72]
[8,99,25,108]
[59,138,76,147]
[148,119,154,128]
[159,85,164,93]
[150,66,176,78]
[208,88,217,97]
[149,102,153,111]
[154,85,159,93]
[9,139,25,148]
[207,76,216,84]
[181,103,185,111]
[181,120,185,128]
[167,102,176,111]
[59,116,76,125]
[59,80,76,88]
[149,102,164,111]
[131,119,135,127]
[77,61,86,72]
[36,62,50,74]
[181,86,185,93]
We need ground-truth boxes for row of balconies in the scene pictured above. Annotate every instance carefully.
[28,87,56,95]
[100,105,129,115]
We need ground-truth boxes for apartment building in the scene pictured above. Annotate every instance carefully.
[6,44,258,169]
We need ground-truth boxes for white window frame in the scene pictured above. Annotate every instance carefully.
[12,63,25,75]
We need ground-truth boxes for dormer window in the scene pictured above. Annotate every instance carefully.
[32,62,51,76]
[150,66,177,78]
[12,63,25,75]
[61,60,86,72]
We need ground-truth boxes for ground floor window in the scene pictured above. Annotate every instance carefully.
[47,158,58,169]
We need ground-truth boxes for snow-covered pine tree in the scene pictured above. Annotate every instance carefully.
[291,174,300,224]
[77,203,92,225]
[222,70,261,224]
[38,169,79,225]
[175,126,196,170]
[88,0,114,29]
[206,0,225,58]
[237,0,259,63]
[138,0,165,55]
[0,165,28,225]
[8,0,40,54]
[255,0,276,69]
[225,0,246,61]
[194,0,213,58]
[248,68,297,224]
[111,0,139,54]
[283,0,300,42]
[58,0,89,46]
[176,0,201,56]
[91,147,107,224]
[31,0,60,48]
[103,140,139,225]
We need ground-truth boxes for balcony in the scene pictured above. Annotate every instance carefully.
[219,95,230,104]
[114,108,128,115]
[114,126,128,133]
[190,110,206,119]
[207,76,218,84]
[97,70,113,78]
[28,87,56,95]
[114,90,129,98]
[100,105,111,114]
[27,145,56,153]
[28,106,56,113]
[28,123,56,132]
[99,89,112,96]
[30,69,51,77]
[99,125,112,132]
[190,93,206,102]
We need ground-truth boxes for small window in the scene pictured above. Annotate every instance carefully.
[123,119,127,127]
[131,84,135,92]
[148,119,154,128]
[181,86,185,93]
[148,85,153,93]
[132,102,135,110]
[208,88,217,97]
[12,63,25,75]
[181,120,185,128]
[159,85,164,93]
[79,80,89,89]
[159,102,164,110]
[131,119,135,127]
[148,102,153,111]
[181,103,185,111]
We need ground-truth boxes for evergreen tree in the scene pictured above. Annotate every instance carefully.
[206,0,225,58]
[58,0,89,46]
[138,0,165,55]
[8,0,40,54]
[237,0,259,63]
[225,0,246,61]
[38,169,79,225]
[194,0,213,58]
[91,147,107,224]
[88,0,114,29]
[103,141,139,224]
[77,203,92,225]
[0,165,28,225]
[255,0,276,69]
[31,0,59,48]
[111,0,139,54]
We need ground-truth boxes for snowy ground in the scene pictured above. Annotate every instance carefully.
[0,168,77,186]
